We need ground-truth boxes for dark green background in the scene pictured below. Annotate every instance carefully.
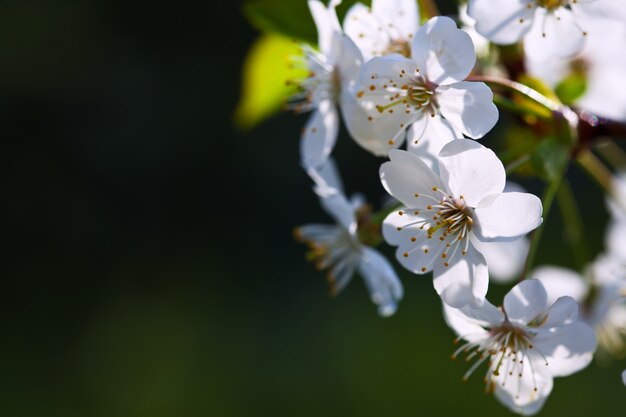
[1,0,624,416]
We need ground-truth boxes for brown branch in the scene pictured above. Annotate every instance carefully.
[574,111,626,157]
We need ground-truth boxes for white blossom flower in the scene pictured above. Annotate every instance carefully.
[622,369,626,386]
[526,13,626,121]
[343,0,419,61]
[346,16,498,158]
[534,257,626,357]
[380,140,542,308]
[467,0,612,60]
[296,159,403,316]
[291,0,363,169]
[445,279,597,415]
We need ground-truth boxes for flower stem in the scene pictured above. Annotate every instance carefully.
[556,178,589,269]
[505,154,530,175]
[468,75,562,112]
[576,110,626,155]
[576,149,615,198]
[492,94,552,121]
[521,175,564,280]
[594,139,626,170]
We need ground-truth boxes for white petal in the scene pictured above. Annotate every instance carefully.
[573,0,626,21]
[410,16,476,85]
[354,56,421,145]
[308,0,341,56]
[542,296,579,328]
[436,81,499,138]
[472,236,529,283]
[433,244,489,308]
[492,361,553,416]
[341,89,406,156]
[468,0,535,44]
[383,210,446,274]
[443,302,499,344]
[382,208,420,245]
[444,299,504,335]
[524,7,586,60]
[504,180,528,194]
[330,254,360,295]
[308,157,344,193]
[437,140,505,208]
[317,188,358,235]
[300,100,339,170]
[534,321,597,377]
[335,34,364,88]
[605,220,626,261]
[532,266,587,305]
[503,279,548,325]
[358,247,404,317]
[590,253,626,286]
[372,0,419,41]
[407,115,460,171]
[525,51,570,88]
[380,149,445,208]
[473,192,543,241]
[344,3,390,60]
[622,369,626,386]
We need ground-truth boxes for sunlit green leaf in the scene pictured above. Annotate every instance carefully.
[555,71,587,106]
[234,34,306,130]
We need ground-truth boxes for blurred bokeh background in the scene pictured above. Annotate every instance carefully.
[1,0,624,416]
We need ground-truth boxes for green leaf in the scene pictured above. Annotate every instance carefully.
[530,139,569,182]
[243,0,371,44]
[243,0,317,44]
[555,71,587,105]
[234,34,307,130]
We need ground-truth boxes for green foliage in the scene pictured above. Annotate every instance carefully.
[243,0,372,44]
[243,0,318,44]
[234,34,306,130]
[555,71,587,105]
[531,139,570,182]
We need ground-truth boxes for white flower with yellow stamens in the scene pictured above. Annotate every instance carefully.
[380,141,542,308]
[534,256,626,358]
[296,159,403,317]
[348,16,498,158]
[343,0,419,60]
[290,0,363,169]
[468,0,612,60]
[445,279,597,416]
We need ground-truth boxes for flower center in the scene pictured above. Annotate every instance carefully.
[452,319,549,398]
[535,0,568,12]
[286,46,339,113]
[383,39,411,58]
[373,72,439,117]
[395,187,474,271]
[429,196,474,241]
[294,226,360,296]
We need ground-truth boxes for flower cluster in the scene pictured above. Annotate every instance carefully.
[252,0,626,414]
